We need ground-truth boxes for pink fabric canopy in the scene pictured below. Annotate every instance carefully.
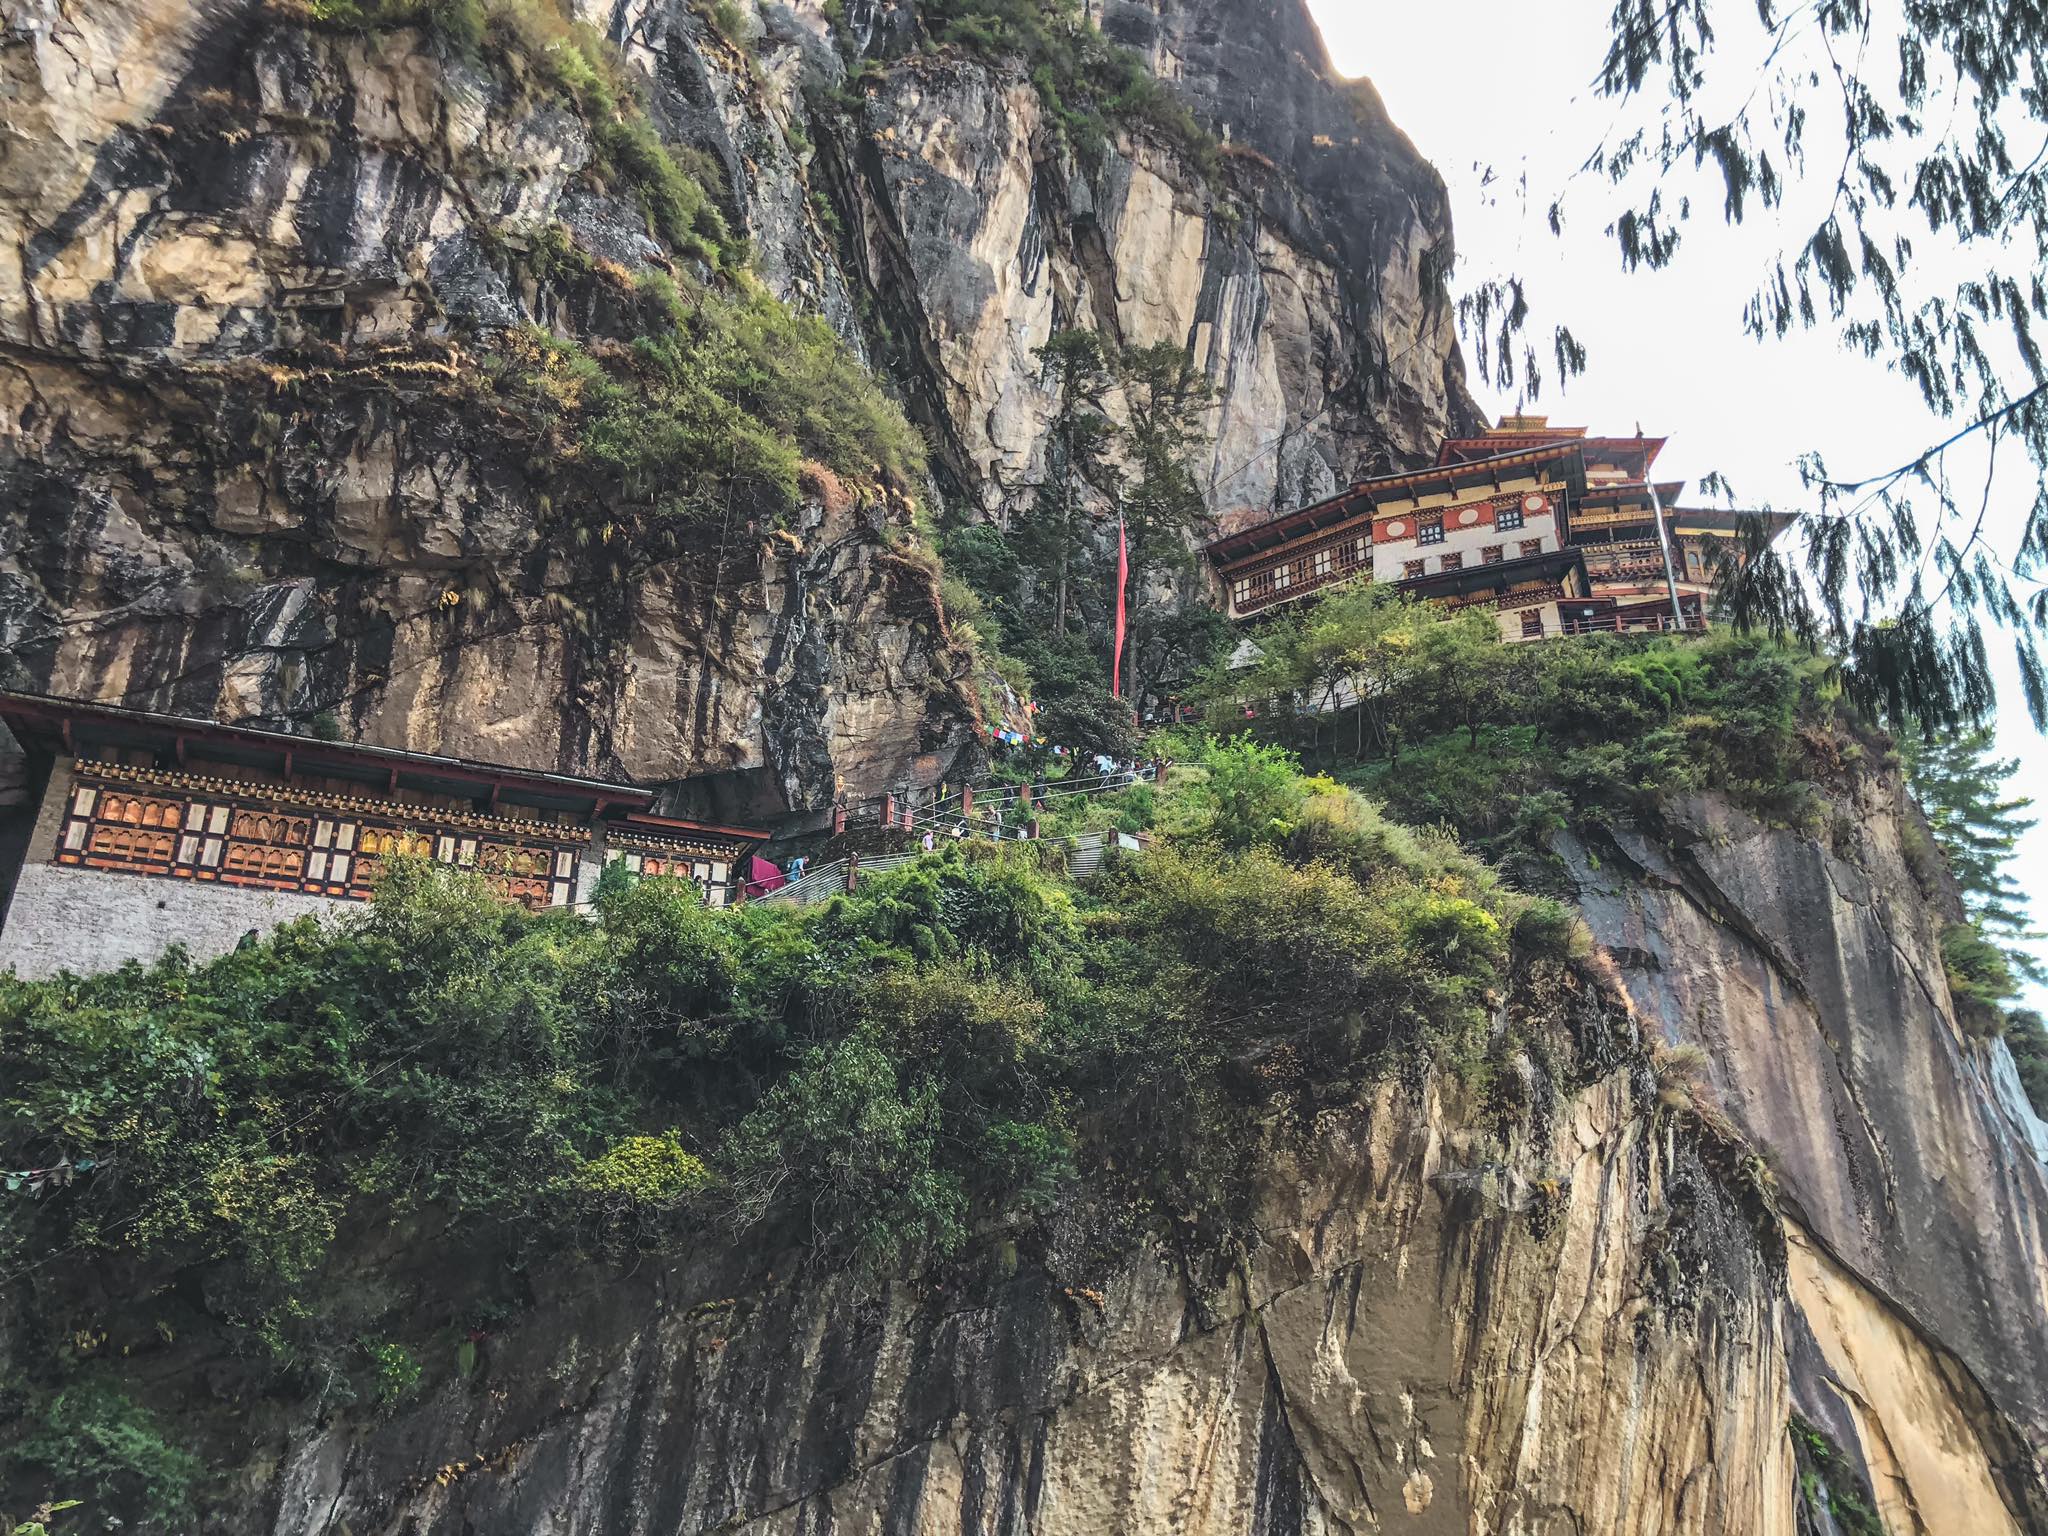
[744,854,786,899]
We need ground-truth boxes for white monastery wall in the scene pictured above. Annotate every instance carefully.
[0,860,352,980]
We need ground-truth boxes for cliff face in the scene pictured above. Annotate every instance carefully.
[9,5,2046,1533]
[104,772,2032,1536]
[0,0,966,820]
[1569,774,2048,1532]
[189,1068,1798,1535]
[0,0,1470,814]
[809,0,1470,519]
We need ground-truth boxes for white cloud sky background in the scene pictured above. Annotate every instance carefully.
[1302,0,2047,1003]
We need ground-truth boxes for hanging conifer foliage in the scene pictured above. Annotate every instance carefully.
[1472,0,2048,731]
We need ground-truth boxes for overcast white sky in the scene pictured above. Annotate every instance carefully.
[1304,0,2048,1002]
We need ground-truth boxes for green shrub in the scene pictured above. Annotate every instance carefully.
[1941,921,2017,1037]
[5,1385,198,1529]
[919,0,1219,172]
[1510,897,1594,963]
[575,1131,712,1209]
[697,0,750,48]
[1270,624,1843,866]
[495,275,924,564]
[2004,1009,2048,1120]
[723,1030,968,1269]
[1790,1415,1887,1536]
[364,1340,423,1404]
[1190,737,1312,849]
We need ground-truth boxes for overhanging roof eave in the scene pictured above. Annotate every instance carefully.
[0,690,656,815]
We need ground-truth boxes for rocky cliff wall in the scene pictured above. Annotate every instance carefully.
[1568,772,2048,1531]
[0,0,969,821]
[799,0,1471,519]
[227,770,2036,1536]
[198,1070,1796,1535]
[0,0,1472,813]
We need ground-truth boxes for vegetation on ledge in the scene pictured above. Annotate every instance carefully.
[906,0,1218,172]
[304,0,739,267]
[1197,585,1848,886]
[485,269,925,578]
[0,744,1659,1526]
[1790,1414,1888,1536]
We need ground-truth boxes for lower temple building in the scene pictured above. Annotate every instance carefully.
[1205,415,1790,638]
[0,692,764,980]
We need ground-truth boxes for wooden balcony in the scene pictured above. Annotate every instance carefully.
[1577,538,1669,583]
[1551,611,1706,638]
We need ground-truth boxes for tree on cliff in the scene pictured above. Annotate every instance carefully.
[1017,329,1118,639]
[1899,723,2044,983]
[1478,0,2048,734]
[1116,341,1228,711]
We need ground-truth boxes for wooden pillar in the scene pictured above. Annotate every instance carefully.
[883,792,897,831]
[833,799,847,835]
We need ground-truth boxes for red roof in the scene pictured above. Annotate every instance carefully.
[1440,429,1667,474]
[0,689,655,819]
[1205,441,1584,567]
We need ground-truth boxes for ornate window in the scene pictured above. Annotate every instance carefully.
[1403,559,1425,579]
[1482,544,1504,565]
[1520,539,1544,558]
[57,764,584,911]
[1440,552,1463,572]
[1416,519,1446,546]
[609,845,737,907]
[1496,504,1526,532]
[1520,609,1545,638]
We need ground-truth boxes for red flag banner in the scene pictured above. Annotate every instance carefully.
[1111,508,1129,698]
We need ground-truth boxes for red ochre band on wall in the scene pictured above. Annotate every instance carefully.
[56,762,586,910]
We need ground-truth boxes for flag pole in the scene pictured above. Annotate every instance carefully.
[1111,503,1129,698]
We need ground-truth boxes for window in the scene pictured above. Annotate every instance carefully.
[1417,519,1446,545]
[1232,578,1251,607]
[1520,539,1544,558]
[1440,552,1462,571]
[1481,544,1504,565]
[1312,547,1332,578]
[1520,609,1545,638]
[1274,561,1291,590]
[1403,559,1425,579]
[1496,504,1526,532]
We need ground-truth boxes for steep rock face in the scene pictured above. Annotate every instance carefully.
[224,1076,1791,1535]
[1568,773,2048,1530]
[0,0,970,817]
[805,0,1471,522]
[0,0,1472,804]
